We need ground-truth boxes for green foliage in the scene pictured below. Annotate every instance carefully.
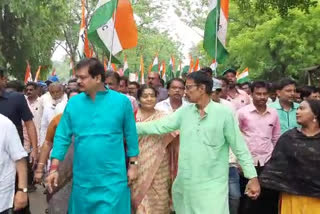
[0,0,68,79]
[191,1,320,83]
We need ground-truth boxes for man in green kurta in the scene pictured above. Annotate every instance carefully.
[46,58,139,214]
[137,72,260,214]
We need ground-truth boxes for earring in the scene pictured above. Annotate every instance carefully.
[313,118,317,123]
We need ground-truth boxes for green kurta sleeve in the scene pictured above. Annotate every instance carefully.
[224,110,257,179]
[51,104,73,161]
[137,107,182,135]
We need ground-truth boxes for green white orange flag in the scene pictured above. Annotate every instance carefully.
[237,67,249,83]
[149,54,159,73]
[188,56,194,73]
[77,0,92,59]
[34,66,42,82]
[166,56,175,81]
[160,61,166,82]
[203,0,229,63]
[88,0,138,57]
[24,61,32,84]
[193,58,200,71]
[123,55,130,77]
[210,59,218,71]
[139,56,145,84]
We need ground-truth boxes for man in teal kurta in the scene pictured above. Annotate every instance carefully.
[268,78,300,134]
[137,72,260,214]
[47,58,139,214]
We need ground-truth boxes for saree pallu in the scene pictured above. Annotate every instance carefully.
[132,111,174,214]
[281,192,320,214]
[47,143,74,214]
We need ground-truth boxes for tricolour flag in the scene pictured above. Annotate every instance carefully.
[123,55,130,77]
[24,61,32,84]
[176,61,182,78]
[139,56,145,84]
[77,0,92,59]
[193,58,200,71]
[88,0,138,57]
[160,61,166,82]
[34,66,42,82]
[166,56,175,81]
[237,67,249,83]
[149,54,159,73]
[188,56,194,73]
[103,57,108,71]
[210,59,218,71]
[203,0,229,63]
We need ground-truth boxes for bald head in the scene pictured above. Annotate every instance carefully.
[49,82,64,100]
[147,72,161,87]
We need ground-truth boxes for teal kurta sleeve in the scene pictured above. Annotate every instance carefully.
[137,107,182,135]
[224,110,257,179]
[51,104,73,161]
[123,98,139,157]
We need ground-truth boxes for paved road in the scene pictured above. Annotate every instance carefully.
[29,185,47,214]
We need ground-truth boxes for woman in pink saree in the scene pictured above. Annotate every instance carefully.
[132,85,174,214]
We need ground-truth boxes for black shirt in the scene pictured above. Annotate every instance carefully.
[0,90,33,144]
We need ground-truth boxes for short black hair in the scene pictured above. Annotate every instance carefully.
[137,84,158,101]
[166,78,185,90]
[223,68,237,76]
[250,81,269,93]
[6,80,25,92]
[187,71,213,95]
[305,99,320,126]
[300,86,317,100]
[120,76,129,86]
[25,82,38,90]
[128,81,140,89]
[199,67,213,77]
[277,78,296,90]
[105,71,120,84]
[75,58,105,82]
[68,78,77,84]
[0,68,5,78]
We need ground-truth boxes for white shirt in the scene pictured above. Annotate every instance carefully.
[40,93,67,146]
[0,114,27,212]
[155,97,189,114]
[23,96,42,152]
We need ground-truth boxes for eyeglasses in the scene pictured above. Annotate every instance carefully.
[185,84,198,90]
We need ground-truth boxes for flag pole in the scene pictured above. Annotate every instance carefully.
[108,0,119,69]
[214,1,219,77]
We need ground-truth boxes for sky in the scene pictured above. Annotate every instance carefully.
[51,0,204,64]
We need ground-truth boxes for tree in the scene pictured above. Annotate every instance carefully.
[0,0,68,79]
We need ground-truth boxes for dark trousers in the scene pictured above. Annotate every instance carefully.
[239,166,279,214]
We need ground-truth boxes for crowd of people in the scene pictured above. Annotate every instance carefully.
[0,57,320,214]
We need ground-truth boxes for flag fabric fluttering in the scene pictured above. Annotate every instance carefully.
[149,54,159,73]
[166,56,175,81]
[88,0,138,58]
[237,67,249,83]
[193,58,200,71]
[188,56,194,73]
[160,61,166,82]
[203,0,229,63]
[139,56,145,84]
[123,55,130,77]
[210,59,218,72]
[24,61,33,84]
[77,0,92,59]
[34,66,42,82]
[176,61,182,78]
[103,57,108,71]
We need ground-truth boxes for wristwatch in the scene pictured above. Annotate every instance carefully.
[17,188,28,193]
[129,161,138,165]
